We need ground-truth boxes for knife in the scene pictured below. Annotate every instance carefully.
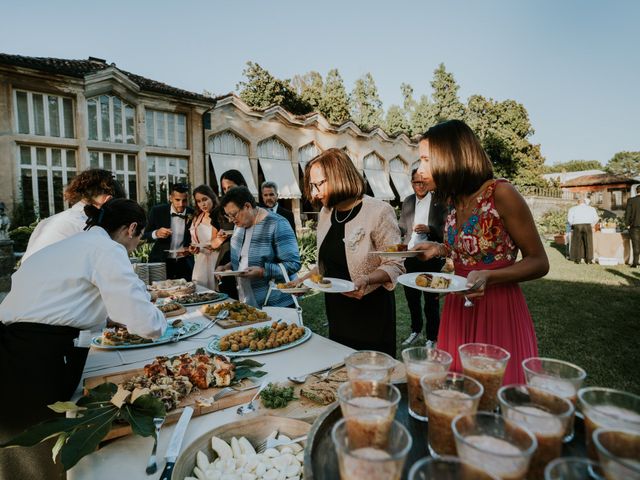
[159,406,194,480]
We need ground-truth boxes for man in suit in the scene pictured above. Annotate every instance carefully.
[625,189,640,267]
[260,181,297,236]
[398,168,447,347]
[142,183,194,280]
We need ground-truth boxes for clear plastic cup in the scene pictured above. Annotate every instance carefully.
[332,418,412,480]
[498,384,575,480]
[345,350,397,396]
[337,382,401,449]
[578,387,640,460]
[452,412,538,480]
[401,346,452,421]
[593,428,640,479]
[522,357,587,442]
[421,372,483,457]
[408,455,500,480]
[544,457,600,480]
[459,343,511,411]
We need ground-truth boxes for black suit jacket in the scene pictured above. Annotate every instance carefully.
[260,203,297,237]
[398,193,447,244]
[625,195,640,228]
[142,204,194,263]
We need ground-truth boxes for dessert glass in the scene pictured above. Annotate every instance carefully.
[408,455,499,480]
[544,457,600,480]
[459,343,510,411]
[345,350,397,396]
[593,428,640,480]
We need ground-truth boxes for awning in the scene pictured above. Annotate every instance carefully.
[390,171,414,201]
[258,157,302,199]
[364,169,395,201]
[209,153,258,196]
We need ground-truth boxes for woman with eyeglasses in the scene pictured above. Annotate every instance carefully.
[216,186,300,307]
[297,148,405,357]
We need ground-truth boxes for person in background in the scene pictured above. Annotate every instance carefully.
[412,120,548,384]
[624,188,640,268]
[568,197,599,264]
[0,198,166,479]
[260,181,296,234]
[297,148,405,357]
[216,186,300,308]
[142,183,194,280]
[398,168,446,347]
[189,185,227,289]
[220,169,248,195]
[22,168,125,262]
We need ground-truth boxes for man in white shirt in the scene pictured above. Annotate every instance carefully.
[398,169,447,346]
[568,197,599,264]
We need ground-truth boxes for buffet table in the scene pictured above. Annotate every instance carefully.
[68,304,354,480]
[593,231,631,264]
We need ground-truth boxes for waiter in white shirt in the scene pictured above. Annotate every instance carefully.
[22,168,125,263]
[0,199,166,479]
[568,197,599,264]
[398,169,447,347]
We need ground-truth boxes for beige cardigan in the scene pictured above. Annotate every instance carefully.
[317,195,405,295]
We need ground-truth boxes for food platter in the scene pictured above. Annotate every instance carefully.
[397,271,468,294]
[201,301,272,329]
[215,270,249,277]
[173,291,228,306]
[91,321,204,349]
[369,250,421,258]
[207,327,312,357]
[157,302,187,318]
[303,277,355,293]
[147,279,196,297]
[274,283,311,294]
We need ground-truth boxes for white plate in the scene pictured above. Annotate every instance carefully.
[369,250,421,258]
[207,327,312,357]
[303,277,355,293]
[191,243,211,249]
[275,286,310,294]
[215,270,249,277]
[397,272,469,293]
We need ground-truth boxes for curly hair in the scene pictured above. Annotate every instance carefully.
[64,169,126,204]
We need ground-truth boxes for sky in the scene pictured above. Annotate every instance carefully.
[2,0,639,166]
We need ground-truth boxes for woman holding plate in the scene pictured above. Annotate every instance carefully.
[412,120,549,383]
[298,149,405,357]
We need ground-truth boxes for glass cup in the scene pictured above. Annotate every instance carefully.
[332,418,412,480]
[459,343,511,412]
[498,384,575,480]
[578,387,640,461]
[453,412,538,480]
[337,382,401,449]
[408,455,500,480]
[593,428,640,480]
[522,357,587,442]
[421,372,484,457]
[345,350,397,396]
[544,457,601,480]
[401,346,453,421]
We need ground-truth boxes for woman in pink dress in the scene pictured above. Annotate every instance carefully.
[413,120,549,383]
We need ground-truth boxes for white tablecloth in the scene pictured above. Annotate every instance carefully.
[68,304,353,480]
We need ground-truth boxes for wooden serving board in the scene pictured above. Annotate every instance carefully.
[200,305,272,329]
[162,305,187,318]
[84,368,258,441]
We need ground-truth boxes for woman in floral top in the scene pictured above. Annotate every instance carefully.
[413,120,549,383]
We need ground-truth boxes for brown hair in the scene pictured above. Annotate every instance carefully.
[303,148,366,208]
[64,168,126,204]
[420,120,493,202]
[192,184,219,216]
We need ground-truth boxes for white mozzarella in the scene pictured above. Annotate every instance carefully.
[197,450,211,471]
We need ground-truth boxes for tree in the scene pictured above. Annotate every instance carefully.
[236,62,311,115]
[431,63,465,122]
[544,160,604,173]
[606,151,640,177]
[291,71,324,111]
[410,95,436,137]
[400,83,416,113]
[319,69,351,125]
[350,73,384,131]
[384,105,409,137]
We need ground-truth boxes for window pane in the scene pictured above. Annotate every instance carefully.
[125,106,135,144]
[16,91,30,134]
[116,154,124,171]
[52,149,62,167]
[53,170,64,212]
[127,155,135,171]
[128,176,137,201]
[156,112,166,147]
[178,159,188,179]
[146,110,154,144]
[113,97,123,143]
[66,150,77,171]
[177,114,186,149]
[36,147,47,166]
[63,98,74,138]
[48,96,60,137]
[100,96,110,141]
[89,151,99,168]
[21,168,35,221]
[19,145,31,166]
[167,114,175,148]
[37,168,50,218]
[33,94,45,136]
[87,100,98,140]
[148,156,156,173]
[103,153,112,170]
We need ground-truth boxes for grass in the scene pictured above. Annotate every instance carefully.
[299,243,640,394]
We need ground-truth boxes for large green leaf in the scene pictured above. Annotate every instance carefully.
[232,359,264,368]
[234,367,267,382]
[120,395,166,438]
[0,417,86,448]
[59,409,118,470]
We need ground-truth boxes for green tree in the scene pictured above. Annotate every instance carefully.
[319,68,351,125]
[544,160,604,173]
[384,105,409,137]
[236,61,311,115]
[606,151,640,177]
[350,73,384,131]
[431,63,465,121]
[291,71,324,110]
[410,95,436,136]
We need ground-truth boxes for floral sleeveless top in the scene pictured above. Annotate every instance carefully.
[444,180,518,266]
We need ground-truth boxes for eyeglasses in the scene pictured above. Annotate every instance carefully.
[309,178,327,192]
[224,208,243,222]
[412,181,426,186]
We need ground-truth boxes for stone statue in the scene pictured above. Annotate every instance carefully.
[0,202,10,240]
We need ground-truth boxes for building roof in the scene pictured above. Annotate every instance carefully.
[562,173,638,187]
[542,169,605,183]
[0,53,215,104]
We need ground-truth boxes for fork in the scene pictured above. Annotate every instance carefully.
[256,434,308,454]
[170,326,188,342]
[463,278,486,308]
[206,310,229,330]
[211,383,261,402]
[145,416,165,474]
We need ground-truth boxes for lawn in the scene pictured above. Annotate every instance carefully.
[299,243,640,394]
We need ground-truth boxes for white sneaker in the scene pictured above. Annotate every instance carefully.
[402,332,420,346]
[425,340,437,349]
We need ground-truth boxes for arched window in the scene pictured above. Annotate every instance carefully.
[257,137,300,199]
[389,157,413,201]
[86,94,135,144]
[207,131,257,194]
[298,142,320,170]
[362,152,394,200]
[209,130,248,156]
[257,137,291,161]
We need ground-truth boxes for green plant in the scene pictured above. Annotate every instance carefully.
[130,241,152,262]
[536,209,568,236]
[8,224,37,252]
[297,228,317,270]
